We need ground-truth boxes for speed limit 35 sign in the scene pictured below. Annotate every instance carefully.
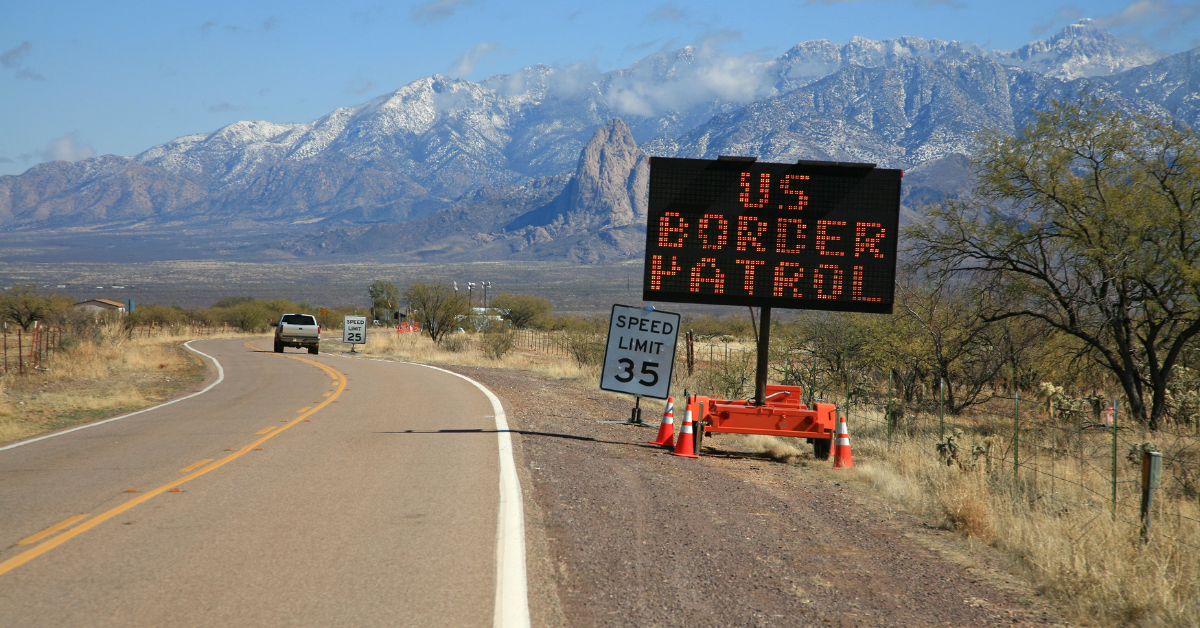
[600,304,680,399]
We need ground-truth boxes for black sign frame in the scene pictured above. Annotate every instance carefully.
[642,157,902,314]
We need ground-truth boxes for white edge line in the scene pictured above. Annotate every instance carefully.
[0,340,226,453]
[326,353,530,628]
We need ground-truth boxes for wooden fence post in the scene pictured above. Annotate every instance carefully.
[1140,450,1162,542]
[1112,401,1119,521]
[1013,391,1020,489]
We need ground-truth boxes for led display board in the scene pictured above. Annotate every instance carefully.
[642,157,902,314]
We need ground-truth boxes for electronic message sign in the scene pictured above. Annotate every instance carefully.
[642,157,901,314]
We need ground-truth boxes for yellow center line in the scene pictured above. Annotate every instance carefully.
[255,426,276,435]
[17,514,90,546]
[323,392,331,397]
[178,459,213,473]
[298,407,311,412]
[0,339,347,578]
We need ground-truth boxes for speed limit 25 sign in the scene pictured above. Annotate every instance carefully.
[600,304,680,400]
[343,315,367,345]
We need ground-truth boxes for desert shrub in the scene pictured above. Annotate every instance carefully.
[699,348,754,399]
[127,304,190,327]
[481,327,515,359]
[441,333,471,353]
[565,330,604,367]
[542,314,605,334]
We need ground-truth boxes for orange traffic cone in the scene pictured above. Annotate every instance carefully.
[832,416,854,469]
[649,397,675,447]
[670,404,699,458]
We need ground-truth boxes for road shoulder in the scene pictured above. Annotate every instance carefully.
[446,364,1069,627]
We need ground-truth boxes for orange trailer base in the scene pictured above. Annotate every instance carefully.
[689,385,837,459]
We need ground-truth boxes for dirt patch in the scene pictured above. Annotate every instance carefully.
[447,365,1069,627]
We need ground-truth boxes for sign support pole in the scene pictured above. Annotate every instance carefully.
[754,306,772,405]
[628,395,643,425]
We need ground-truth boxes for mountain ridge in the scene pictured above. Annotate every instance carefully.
[0,21,1191,264]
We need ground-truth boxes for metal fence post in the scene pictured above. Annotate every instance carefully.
[1140,450,1162,543]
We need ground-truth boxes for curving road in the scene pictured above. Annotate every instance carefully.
[0,338,527,628]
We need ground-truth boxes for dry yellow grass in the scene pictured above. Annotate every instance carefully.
[0,325,251,445]
[753,407,1200,628]
[355,330,603,384]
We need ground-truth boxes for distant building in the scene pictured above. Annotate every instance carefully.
[73,299,126,315]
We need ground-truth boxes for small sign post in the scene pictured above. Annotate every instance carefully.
[600,305,681,406]
[343,315,367,353]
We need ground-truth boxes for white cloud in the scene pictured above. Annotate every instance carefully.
[601,35,775,117]
[41,133,95,163]
[449,41,500,76]
[1091,0,1200,38]
[1,41,31,69]
[1,40,45,80]
[207,102,246,113]
[1031,6,1085,36]
[198,17,278,36]
[647,5,686,23]
[346,77,377,95]
[412,0,480,23]
[546,61,602,98]
[803,0,962,5]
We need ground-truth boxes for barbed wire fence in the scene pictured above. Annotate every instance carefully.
[1,322,62,374]
[827,377,1200,553]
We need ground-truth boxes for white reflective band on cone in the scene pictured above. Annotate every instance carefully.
[661,414,673,424]
[681,424,693,433]
[836,422,848,435]
[836,437,850,446]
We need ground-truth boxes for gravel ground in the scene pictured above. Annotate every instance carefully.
[447,365,1070,628]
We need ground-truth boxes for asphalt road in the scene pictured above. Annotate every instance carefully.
[0,338,526,628]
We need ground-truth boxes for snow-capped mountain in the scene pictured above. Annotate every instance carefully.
[988,19,1166,80]
[0,21,1191,263]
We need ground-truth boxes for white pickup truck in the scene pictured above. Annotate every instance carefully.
[272,313,321,354]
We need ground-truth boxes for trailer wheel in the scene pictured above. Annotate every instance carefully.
[694,422,704,457]
[813,437,831,461]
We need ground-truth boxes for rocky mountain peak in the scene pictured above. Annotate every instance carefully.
[568,118,649,228]
[990,19,1166,79]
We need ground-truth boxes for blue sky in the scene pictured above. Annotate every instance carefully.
[1,0,1198,177]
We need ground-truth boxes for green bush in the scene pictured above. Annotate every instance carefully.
[564,330,604,367]
[481,327,515,359]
